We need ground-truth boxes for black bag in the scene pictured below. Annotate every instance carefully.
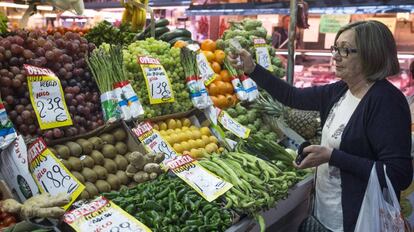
[298,169,331,232]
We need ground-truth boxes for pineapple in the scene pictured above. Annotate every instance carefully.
[253,91,321,140]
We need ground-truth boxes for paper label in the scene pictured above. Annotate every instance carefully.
[63,196,151,232]
[187,44,200,52]
[25,65,73,130]
[165,154,233,202]
[28,138,84,209]
[132,122,232,202]
[0,101,17,150]
[254,38,273,71]
[196,53,217,85]
[138,56,175,104]
[217,108,250,139]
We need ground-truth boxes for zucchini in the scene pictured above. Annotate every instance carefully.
[159,28,192,42]
[168,36,192,46]
[155,18,170,27]
[154,26,170,38]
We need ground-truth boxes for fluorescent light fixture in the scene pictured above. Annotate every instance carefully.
[0,2,53,11]
[36,5,53,11]
[303,52,333,57]
[398,54,414,59]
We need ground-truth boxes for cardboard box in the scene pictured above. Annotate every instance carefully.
[0,135,39,202]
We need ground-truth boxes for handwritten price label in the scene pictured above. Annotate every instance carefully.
[25,65,73,130]
[138,56,175,104]
[28,138,84,209]
[253,39,273,72]
[166,154,233,202]
[218,108,250,139]
[63,196,151,232]
[132,121,178,164]
[196,53,217,85]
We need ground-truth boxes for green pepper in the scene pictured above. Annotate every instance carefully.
[174,203,183,212]
[168,192,174,212]
[180,210,191,221]
[204,209,215,224]
[155,188,170,199]
[177,188,187,200]
[143,200,164,211]
[182,226,198,232]
[202,204,213,213]
[161,217,171,226]
[101,191,118,199]
[185,219,203,226]
[198,223,219,232]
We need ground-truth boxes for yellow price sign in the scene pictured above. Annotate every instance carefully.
[138,56,175,104]
[25,64,73,130]
[28,138,84,209]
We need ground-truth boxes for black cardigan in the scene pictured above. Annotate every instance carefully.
[250,65,413,232]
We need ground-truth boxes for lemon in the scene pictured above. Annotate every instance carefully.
[190,148,202,158]
[167,119,177,129]
[173,143,183,153]
[174,128,182,133]
[195,139,204,148]
[176,133,186,143]
[176,120,183,128]
[169,134,178,144]
[166,129,174,135]
[181,126,190,131]
[187,139,197,150]
[201,135,210,145]
[190,125,198,131]
[200,127,211,136]
[182,118,192,127]
[205,143,218,153]
[153,123,160,131]
[209,136,218,144]
[159,122,168,131]
[159,130,167,136]
[181,141,190,151]
[192,130,202,140]
[164,135,171,144]
[218,147,225,152]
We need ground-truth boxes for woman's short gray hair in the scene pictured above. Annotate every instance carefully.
[335,20,400,81]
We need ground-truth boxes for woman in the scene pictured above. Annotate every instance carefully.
[230,20,413,232]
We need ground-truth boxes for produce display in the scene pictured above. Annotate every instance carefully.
[159,28,193,46]
[125,151,164,183]
[85,21,137,47]
[103,174,234,232]
[216,19,285,77]
[50,127,133,199]
[153,117,222,158]
[123,38,192,118]
[0,12,7,35]
[0,30,103,141]
[135,19,171,41]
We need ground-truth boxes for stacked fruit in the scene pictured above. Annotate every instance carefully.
[120,0,148,31]
[153,118,222,158]
[50,127,132,199]
[200,39,238,109]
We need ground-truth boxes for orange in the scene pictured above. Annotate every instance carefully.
[210,96,219,107]
[214,80,226,94]
[214,50,226,64]
[225,94,235,107]
[208,82,219,96]
[231,94,238,106]
[211,62,221,74]
[201,39,216,52]
[214,74,223,82]
[216,95,227,108]
[173,40,188,48]
[203,51,215,62]
[220,70,231,82]
[224,82,234,94]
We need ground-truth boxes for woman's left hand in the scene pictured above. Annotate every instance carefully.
[293,145,333,169]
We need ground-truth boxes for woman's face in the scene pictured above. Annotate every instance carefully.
[333,29,363,82]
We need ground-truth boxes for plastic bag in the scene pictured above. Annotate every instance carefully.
[239,74,259,102]
[0,98,17,151]
[354,165,405,232]
[100,91,120,123]
[186,75,212,110]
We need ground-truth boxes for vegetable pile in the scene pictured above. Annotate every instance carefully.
[123,38,193,118]
[0,30,103,141]
[216,19,285,77]
[153,117,222,158]
[85,21,137,47]
[50,127,132,199]
[103,174,234,232]
[0,12,7,36]
[125,151,164,184]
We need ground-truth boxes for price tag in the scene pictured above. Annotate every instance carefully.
[25,65,73,130]
[253,38,273,72]
[187,43,200,52]
[138,56,175,104]
[63,196,151,232]
[165,154,233,202]
[196,53,217,85]
[131,121,178,164]
[132,122,232,201]
[217,108,250,139]
[28,138,84,209]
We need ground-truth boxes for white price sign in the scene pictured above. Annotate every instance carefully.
[28,138,84,209]
[131,121,178,164]
[25,64,73,130]
[217,108,250,139]
[138,56,175,104]
[253,38,273,71]
[63,196,151,232]
[196,53,216,85]
[166,155,233,202]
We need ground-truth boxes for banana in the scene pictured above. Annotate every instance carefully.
[131,7,138,31]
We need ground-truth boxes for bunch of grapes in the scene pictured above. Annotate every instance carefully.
[123,37,192,118]
[0,30,104,142]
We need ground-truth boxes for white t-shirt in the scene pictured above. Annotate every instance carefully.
[315,90,361,231]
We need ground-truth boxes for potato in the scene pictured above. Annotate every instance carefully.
[115,142,128,155]
[143,163,162,174]
[81,167,98,183]
[85,182,99,197]
[103,159,117,174]
[114,155,128,171]
[149,172,158,180]
[106,174,121,190]
[90,150,105,165]
[133,171,149,183]
[154,153,165,163]
[116,171,129,185]
[127,152,145,170]
[67,157,82,171]
[71,171,85,184]
[80,156,95,168]
[95,180,111,192]
[102,144,116,159]
[93,165,108,180]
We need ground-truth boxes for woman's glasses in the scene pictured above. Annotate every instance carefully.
[330,46,357,57]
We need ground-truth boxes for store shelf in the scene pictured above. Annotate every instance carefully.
[226,175,313,232]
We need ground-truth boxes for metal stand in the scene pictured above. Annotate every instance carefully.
[286,0,298,85]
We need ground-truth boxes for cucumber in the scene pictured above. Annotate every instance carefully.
[154,27,170,38]
[155,18,170,28]
[168,36,192,46]
[159,28,192,42]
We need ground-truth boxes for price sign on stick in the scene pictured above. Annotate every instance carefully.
[25,64,73,130]
[138,56,175,104]
[63,196,151,232]
[217,108,250,139]
[253,38,273,72]
[196,53,217,85]
[28,138,84,209]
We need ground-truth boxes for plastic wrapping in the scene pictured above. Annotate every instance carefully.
[113,84,131,121]
[186,75,212,109]
[239,74,259,102]
[100,91,121,123]
[0,100,17,151]
[230,76,247,101]
[120,81,144,119]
